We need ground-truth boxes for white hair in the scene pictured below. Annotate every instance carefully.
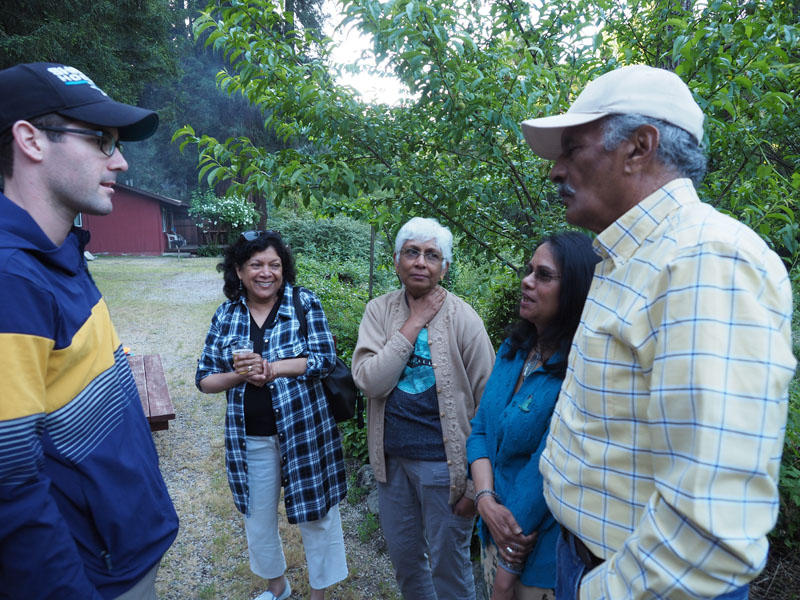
[394,217,453,267]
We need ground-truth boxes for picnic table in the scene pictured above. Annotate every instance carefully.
[127,354,175,431]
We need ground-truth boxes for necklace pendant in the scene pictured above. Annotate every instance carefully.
[522,350,542,378]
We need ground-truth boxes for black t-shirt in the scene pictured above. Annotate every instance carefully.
[243,297,281,436]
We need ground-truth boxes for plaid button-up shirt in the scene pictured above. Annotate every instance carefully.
[196,284,346,523]
[541,179,796,599]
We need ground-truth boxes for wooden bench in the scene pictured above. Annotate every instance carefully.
[127,354,175,431]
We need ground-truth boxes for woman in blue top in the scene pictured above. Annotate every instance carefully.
[467,232,599,600]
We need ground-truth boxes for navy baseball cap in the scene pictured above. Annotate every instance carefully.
[0,62,158,141]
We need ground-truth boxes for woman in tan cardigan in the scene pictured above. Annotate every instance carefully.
[352,217,495,600]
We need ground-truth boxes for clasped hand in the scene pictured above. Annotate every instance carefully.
[232,351,276,386]
[478,497,537,567]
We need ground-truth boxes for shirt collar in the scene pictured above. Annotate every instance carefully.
[593,178,699,266]
[236,283,290,316]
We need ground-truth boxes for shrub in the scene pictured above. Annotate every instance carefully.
[294,254,385,462]
[448,260,520,349]
[189,189,259,232]
[270,212,390,267]
[357,513,380,543]
[195,244,222,257]
[774,273,800,547]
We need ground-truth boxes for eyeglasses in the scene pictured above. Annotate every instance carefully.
[240,230,280,241]
[400,247,443,264]
[34,126,122,157]
[521,264,561,284]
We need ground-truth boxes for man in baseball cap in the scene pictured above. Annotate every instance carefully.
[0,63,178,599]
[526,65,795,599]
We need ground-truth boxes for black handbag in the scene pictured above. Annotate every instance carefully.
[292,287,363,426]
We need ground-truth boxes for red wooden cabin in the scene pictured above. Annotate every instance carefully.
[81,184,199,255]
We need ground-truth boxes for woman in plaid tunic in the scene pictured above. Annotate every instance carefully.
[196,231,347,600]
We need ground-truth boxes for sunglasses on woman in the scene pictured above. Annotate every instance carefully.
[240,230,281,241]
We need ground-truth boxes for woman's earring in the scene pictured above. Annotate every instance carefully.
[238,278,243,290]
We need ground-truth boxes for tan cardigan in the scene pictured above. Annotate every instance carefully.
[352,288,495,505]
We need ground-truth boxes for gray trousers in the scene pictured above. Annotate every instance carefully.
[112,563,159,600]
[378,455,476,600]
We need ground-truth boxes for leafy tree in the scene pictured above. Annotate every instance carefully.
[0,0,325,202]
[0,0,177,103]
[176,0,799,275]
[596,0,800,262]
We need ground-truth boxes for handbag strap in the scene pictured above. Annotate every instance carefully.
[292,285,364,428]
[291,285,309,340]
[292,286,340,351]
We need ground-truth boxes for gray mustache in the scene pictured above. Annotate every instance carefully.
[558,183,576,197]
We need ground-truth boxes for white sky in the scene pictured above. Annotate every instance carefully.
[323,0,408,105]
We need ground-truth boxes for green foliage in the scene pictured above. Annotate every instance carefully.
[339,414,369,462]
[356,512,380,542]
[271,211,387,268]
[294,245,381,463]
[597,0,800,268]
[0,0,177,103]
[776,274,800,547]
[190,189,259,232]
[777,378,800,547]
[346,479,369,505]
[195,244,223,258]
[176,0,799,276]
[296,255,371,359]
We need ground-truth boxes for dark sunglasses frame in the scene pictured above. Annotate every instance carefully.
[240,230,281,241]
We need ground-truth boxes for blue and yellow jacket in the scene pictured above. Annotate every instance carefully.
[0,193,178,599]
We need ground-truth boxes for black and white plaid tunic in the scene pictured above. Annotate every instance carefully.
[196,284,347,523]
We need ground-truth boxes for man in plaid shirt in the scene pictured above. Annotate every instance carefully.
[522,65,796,599]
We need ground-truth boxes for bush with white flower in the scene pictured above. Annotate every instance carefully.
[189,189,259,233]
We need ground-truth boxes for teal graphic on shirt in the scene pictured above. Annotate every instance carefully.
[397,327,435,394]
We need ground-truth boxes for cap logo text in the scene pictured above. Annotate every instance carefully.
[47,66,108,97]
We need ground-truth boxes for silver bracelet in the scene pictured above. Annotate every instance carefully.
[474,488,501,506]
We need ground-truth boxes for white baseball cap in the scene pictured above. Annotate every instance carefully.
[521,65,704,159]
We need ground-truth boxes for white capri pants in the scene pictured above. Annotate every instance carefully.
[244,435,348,590]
